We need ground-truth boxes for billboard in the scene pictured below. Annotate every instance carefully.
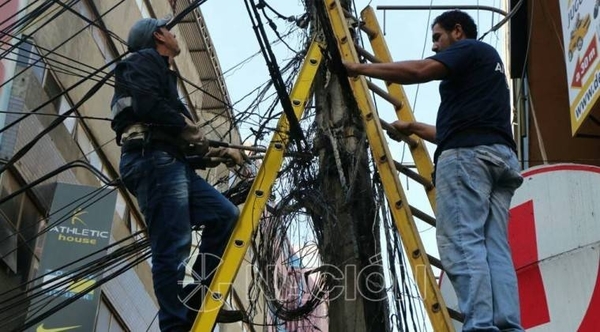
[26,183,116,332]
[559,0,600,134]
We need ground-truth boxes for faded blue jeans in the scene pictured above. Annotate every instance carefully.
[120,149,238,332]
[435,144,524,332]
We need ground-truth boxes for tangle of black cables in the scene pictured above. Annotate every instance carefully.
[249,164,332,325]
[4,234,151,331]
[244,0,307,151]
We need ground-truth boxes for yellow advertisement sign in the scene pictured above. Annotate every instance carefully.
[560,0,600,134]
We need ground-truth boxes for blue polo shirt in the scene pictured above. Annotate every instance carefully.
[428,39,516,162]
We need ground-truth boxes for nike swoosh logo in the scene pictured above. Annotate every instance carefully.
[36,324,81,332]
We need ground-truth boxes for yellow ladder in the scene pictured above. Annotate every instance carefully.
[191,41,323,331]
[322,0,457,330]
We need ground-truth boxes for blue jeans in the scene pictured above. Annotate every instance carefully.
[435,144,524,332]
[120,149,238,332]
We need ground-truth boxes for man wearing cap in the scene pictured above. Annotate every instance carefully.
[111,17,244,331]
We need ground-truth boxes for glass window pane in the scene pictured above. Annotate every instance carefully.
[58,96,76,133]
[95,298,111,332]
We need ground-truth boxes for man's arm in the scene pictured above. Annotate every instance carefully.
[389,120,436,143]
[344,59,448,85]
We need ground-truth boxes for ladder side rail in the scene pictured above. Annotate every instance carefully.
[322,1,454,331]
[192,41,323,331]
[361,6,437,211]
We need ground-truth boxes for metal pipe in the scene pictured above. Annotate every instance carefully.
[208,140,266,153]
[376,5,508,17]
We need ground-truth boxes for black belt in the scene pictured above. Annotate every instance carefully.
[121,138,186,161]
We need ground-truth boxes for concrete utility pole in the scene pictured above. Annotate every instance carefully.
[311,1,387,331]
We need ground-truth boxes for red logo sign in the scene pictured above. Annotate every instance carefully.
[509,200,550,329]
[572,38,598,88]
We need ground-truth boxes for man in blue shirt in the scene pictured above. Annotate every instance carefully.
[345,10,524,332]
[112,17,245,331]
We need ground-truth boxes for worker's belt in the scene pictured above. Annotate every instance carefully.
[120,123,188,160]
[121,123,149,145]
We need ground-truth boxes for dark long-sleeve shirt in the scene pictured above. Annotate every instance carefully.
[111,48,192,144]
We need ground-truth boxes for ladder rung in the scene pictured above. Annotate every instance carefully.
[409,205,436,227]
[355,43,381,63]
[427,253,466,323]
[366,81,420,148]
[427,254,443,270]
[358,22,378,40]
[367,80,403,110]
[379,119,418,148]
[428,254,464,323]
[393,160,434,191]
[448,308,465,322]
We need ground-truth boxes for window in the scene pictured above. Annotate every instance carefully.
[16,40,79,135]
[0,171,43,280]
[15,42,46,83]
[57,96,76,134]
[77,1,117,68]
[134,0,150,18]
[115,192,126,220]
[43,71,78,135]
[95,296,127,332]
[75,123,102,172]
[42,72,61,109]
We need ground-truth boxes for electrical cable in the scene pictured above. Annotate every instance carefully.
[17,243,152,331]
[0,0,77,61]
[1,0,295,160]
[0,109,112,122]
[0,230,146,305]
[258,1,300,54]
[0,1,51,53]
[0,180,118,260]
[49,0,127,45]
[244,0,306,151]
[3,3,308,328]
[257,0,295,22]
[0,0,23,10]
[0,48,116,86]
[0,65,116,176]
[0,0,125,92]
[478,0,524,41]
[166,0,209,30]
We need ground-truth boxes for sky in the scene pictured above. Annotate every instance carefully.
[200,1,508,328]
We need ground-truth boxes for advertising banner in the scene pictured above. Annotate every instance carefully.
[27,183,116,332]
[559,0,600,134]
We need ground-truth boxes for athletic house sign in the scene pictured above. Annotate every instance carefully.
[26,183,117,332]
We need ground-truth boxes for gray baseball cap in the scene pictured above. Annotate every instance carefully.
[127,16,171,52]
